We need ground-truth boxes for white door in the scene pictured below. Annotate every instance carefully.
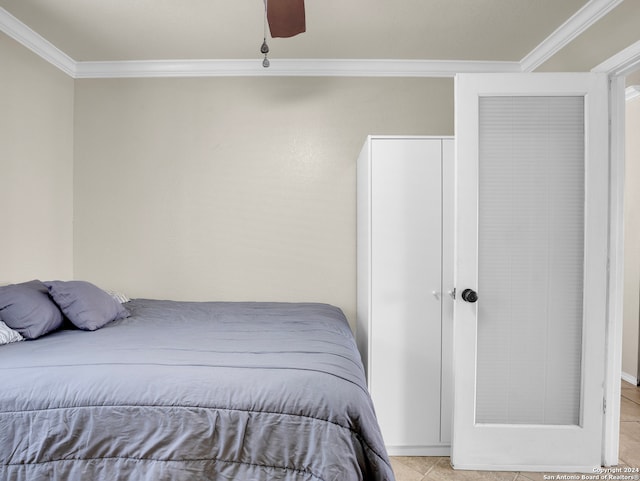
[452,73,609,472]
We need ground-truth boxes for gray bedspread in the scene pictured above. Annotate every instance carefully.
[0,300,394,481]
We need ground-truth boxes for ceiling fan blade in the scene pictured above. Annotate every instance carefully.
[267,0,306,38]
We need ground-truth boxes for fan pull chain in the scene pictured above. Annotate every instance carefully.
[261,0,270,67]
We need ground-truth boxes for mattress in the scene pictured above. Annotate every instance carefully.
[0,299,395,481]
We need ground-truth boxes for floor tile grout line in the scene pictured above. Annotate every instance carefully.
[420,458,447,481]
[621,395,640,407]
[394,457,426,477]
[423,459,440,478]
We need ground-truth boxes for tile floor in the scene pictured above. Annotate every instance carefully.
[390,380,640,481]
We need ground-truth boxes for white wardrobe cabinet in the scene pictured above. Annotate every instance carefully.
[356,136,454,456]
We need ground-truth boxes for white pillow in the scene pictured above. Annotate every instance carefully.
[106,290,130,304]
[0,320,24,345]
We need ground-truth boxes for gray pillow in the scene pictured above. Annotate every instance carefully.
[0,280,64,339]
[45,280,130,331]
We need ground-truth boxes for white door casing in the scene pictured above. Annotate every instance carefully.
[452,73,609,472]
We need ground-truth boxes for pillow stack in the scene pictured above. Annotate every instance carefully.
[0,280,130,343]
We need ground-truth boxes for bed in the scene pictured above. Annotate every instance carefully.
[0,294,395,481]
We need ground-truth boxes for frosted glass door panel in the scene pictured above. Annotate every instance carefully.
[476,97,585,426]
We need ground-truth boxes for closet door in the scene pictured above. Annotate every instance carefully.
[452,73,609,471]
[369,138,443,452]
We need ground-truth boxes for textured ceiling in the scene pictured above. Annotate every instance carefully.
[0,0,590,62]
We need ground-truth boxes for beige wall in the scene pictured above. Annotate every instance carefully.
[73,77,454,325]
[626,71,640,87]
[0,33,74,284]
[623,94,640,382]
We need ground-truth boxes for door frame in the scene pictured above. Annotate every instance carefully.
[593,39,640,467]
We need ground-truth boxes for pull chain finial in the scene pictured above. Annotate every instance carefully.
[261,0,270,67]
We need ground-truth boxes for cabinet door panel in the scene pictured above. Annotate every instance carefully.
[440,138,455,445]
[370,138,443,448]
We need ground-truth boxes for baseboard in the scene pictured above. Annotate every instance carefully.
[451,462,598,473]
[621,371,639,386]
[386,445,451,456]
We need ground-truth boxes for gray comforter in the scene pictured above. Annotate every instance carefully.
[0,300,394,481]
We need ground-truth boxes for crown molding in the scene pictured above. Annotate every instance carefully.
[520,0,623,72]
[627,86,640,102]
[0,0,622,79]
[592,39,640,76]
[0,5,520,79]
[73,58,521,79]
[0,7,75,77]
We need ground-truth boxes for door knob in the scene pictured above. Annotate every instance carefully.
[461,288,478,303]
